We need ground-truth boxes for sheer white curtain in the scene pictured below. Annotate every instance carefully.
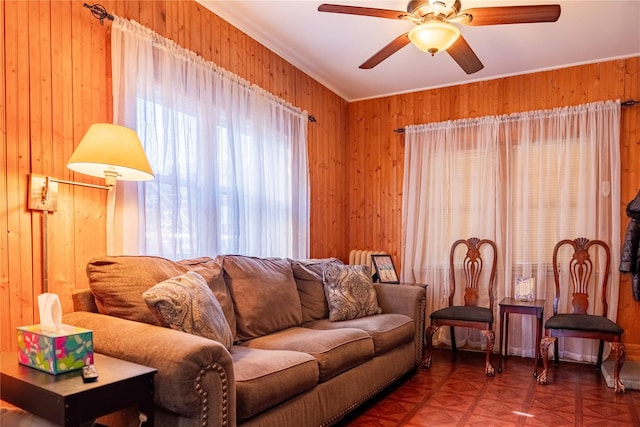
[402,101,621,362]
[109,17,309,259]
[402,117,503,349]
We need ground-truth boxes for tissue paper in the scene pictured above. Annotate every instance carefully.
[37,293,63,332]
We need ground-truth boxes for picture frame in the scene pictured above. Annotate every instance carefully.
[371,254,400,284]
[515,277,536,301]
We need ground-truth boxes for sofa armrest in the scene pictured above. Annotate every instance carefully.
[374,283,425,319]
[63,311,236,426]
[373,284,426,364]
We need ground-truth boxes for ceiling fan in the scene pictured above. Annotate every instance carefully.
[318,1,561,74]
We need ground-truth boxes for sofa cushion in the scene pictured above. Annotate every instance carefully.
[231,346,318,420]
[305,313,415,356]
[289,258,342,323]
[242,327,374,382]
[142,271,234,349]
[221,255,302,342]
[322,263,382,322]
[87,255,236,334]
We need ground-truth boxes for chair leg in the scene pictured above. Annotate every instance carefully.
[450,326,456,352]
[553,337,559,367]
[596,340,604,370]
[610,342,626,393]
[481,330,495,377]
[537,336,556,385]
[423,325,439,369]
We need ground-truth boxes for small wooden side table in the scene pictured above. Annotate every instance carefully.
[498,297,545,376]
[1,352,157,426]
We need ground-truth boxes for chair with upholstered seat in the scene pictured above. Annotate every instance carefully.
[537,237,625,393]
[424,237,498,377]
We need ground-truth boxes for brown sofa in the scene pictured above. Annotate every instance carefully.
[63,254,426,427]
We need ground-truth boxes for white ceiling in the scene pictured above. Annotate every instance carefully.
[197,0,640,102]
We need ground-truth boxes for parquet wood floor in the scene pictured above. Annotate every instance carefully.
[338,348,640,426]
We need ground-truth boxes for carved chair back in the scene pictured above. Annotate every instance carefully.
[551,237,611,317]
[449,238,498,311]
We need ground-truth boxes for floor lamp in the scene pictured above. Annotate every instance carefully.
[28,123,154,293]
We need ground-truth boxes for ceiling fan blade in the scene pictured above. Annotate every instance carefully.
[360,33,411,69]
[460,5,561,26]
[446,35,484,74]
[318,4,410,20]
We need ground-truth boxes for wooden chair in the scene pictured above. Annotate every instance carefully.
[424,238,498,376]
[537,238,625,393]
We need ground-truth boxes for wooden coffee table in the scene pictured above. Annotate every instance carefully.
[1,352,156,426]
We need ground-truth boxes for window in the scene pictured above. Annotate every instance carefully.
[112,15,309,260]
[510,139,591,265]
[136,95,307,260]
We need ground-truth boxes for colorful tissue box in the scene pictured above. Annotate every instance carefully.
[17,324,93,374]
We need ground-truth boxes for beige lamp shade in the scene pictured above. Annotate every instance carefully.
[408,20,461,55]
[67,123,154,187]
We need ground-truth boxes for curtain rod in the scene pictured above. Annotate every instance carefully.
[393,99,640,133]
[83,3,317,124]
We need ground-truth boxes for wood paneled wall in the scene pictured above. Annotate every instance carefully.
[1,0,348,352]
[347,57,640,357]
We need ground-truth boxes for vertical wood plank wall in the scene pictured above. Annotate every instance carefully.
[347,57,640,358]
[1,0,348,352]
[1,0,639,359]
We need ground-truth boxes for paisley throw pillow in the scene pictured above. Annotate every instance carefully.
[322,263,382,322]
[143,271,234,349]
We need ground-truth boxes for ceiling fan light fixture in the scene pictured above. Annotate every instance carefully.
[408,20,460,55]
